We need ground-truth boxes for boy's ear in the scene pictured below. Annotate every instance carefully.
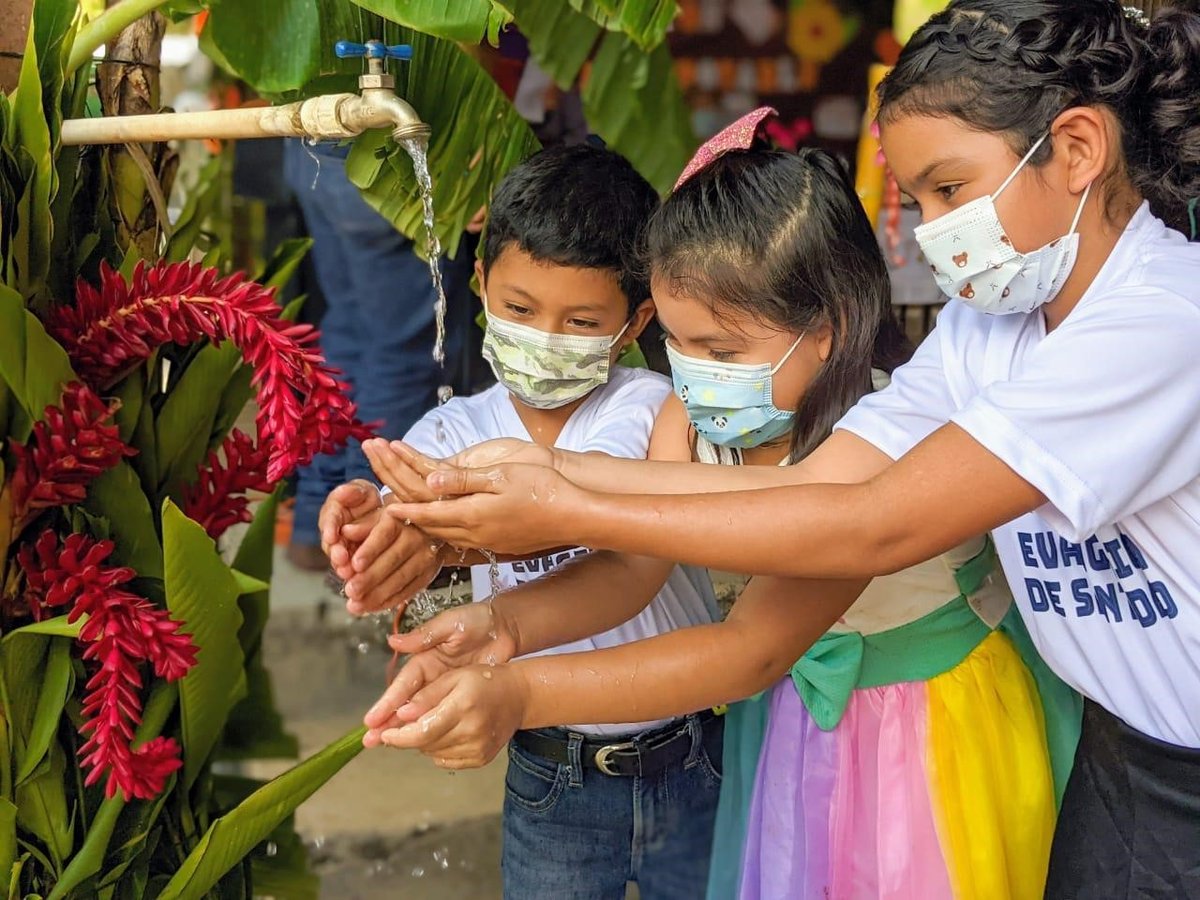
[622,298,656,347]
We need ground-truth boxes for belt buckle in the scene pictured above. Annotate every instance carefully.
[593,740,637,776]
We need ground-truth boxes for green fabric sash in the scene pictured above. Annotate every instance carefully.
[789,540,997,731]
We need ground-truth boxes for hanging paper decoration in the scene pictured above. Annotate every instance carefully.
[787,0,857,89]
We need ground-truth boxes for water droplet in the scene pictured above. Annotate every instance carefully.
[356,641,370,655]
[484,654,496,667]
[481,668,493,678]
[454,620,466,632]
[411,865,426,878]
[265,841,278,858]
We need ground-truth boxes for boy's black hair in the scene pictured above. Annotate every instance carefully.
[483,144,660,312]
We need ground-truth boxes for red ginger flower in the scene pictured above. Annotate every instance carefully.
[46,261,373,483]
[183,428,272,540]
[8,382,135,521]
[18,530,197,800]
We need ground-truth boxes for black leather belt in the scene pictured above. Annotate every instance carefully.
[512,710,722,778]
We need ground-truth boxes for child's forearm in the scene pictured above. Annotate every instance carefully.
[554,430,891,496]
[496,552,673,657]
[511,576,863,727]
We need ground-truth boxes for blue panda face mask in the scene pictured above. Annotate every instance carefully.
[665,333,804,449]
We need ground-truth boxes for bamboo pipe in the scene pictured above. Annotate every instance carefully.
[60,90,431,146]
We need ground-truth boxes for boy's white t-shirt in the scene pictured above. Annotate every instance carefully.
[837,203,1200,747]
[404,366,720,737]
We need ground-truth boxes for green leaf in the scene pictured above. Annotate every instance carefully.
[14,740,72,870]
[222,490,297,760]
[0,633,49,758]
[0,799,15,887]
[110,365,147,444]
[7,25,54,301]
[84,461,163,580]
[511,0,600,86]
[230,491,279,615]
[162,501,245,788]
[569,0,677,49]
[46,683,177,900]
[15,639,72,785]
[204,0,322,94]
[0,617,83,641]
[164,154,223,263]
[0,284,77,432]
[205,364,254,454]
[348,0,510,44]
[230,570,269,597]
[157,728,365,900]
[256,237,312,293]
[32,0,78,145]
[154,343,242,496]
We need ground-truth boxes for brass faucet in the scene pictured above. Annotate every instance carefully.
[333,40,431,144]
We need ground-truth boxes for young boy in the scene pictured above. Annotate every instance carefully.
[369,145,722,899]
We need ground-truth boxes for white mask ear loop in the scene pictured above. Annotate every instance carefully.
[1067,181,1093,236]
[993,132,1050,201]
[608,320,632,351]
[768,331,807,375]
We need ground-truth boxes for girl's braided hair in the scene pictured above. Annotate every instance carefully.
[879,1,1200,236]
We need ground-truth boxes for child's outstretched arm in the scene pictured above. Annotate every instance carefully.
[368,573,865,766]
[363,549,676,747]
[397,397,890,497]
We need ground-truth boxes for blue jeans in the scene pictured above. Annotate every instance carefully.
[283,140,472,546]
[502,715,723,899]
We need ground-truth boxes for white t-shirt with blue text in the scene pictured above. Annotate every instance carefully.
[837,203,1200,747]
[405,365,720,737]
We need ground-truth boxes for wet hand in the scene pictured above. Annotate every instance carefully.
[372,665,529,769]
[363,439,446,504]
[444,438,556,470]
[342,512,444,616]
[362,603,517,737]
[385,463,582,555]
[319,479,381,563]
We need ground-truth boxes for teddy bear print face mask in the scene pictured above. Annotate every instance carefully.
[914,132,1092,316]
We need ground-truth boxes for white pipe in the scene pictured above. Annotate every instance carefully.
[59,91,430,146]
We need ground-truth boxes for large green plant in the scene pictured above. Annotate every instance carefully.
[1,1,688,897]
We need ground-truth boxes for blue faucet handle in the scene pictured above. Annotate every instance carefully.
[334,40,413,61]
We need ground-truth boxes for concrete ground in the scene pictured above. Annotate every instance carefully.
[250,546,506,898]
[251,533,745,898]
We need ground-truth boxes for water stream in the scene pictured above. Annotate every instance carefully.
[400,137,453,406]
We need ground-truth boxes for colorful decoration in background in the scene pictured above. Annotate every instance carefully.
[671,0,896,175]
[853,62,891,226]
[764,115,814,149]
[787,0,858,88]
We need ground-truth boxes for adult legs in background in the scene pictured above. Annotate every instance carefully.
[283,139,471,559]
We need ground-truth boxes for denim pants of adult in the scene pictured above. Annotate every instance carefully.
[502,714,723,899]
[283,139,472,546]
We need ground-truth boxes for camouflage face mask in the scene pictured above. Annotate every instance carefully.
[481,305,629,410]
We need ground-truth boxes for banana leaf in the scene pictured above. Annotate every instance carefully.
[570,0,677,49]
[219,489,298,761]
[156,728,365,900]
[161,501,245,790]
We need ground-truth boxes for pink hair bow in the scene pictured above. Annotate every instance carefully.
[674,106,779,190]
